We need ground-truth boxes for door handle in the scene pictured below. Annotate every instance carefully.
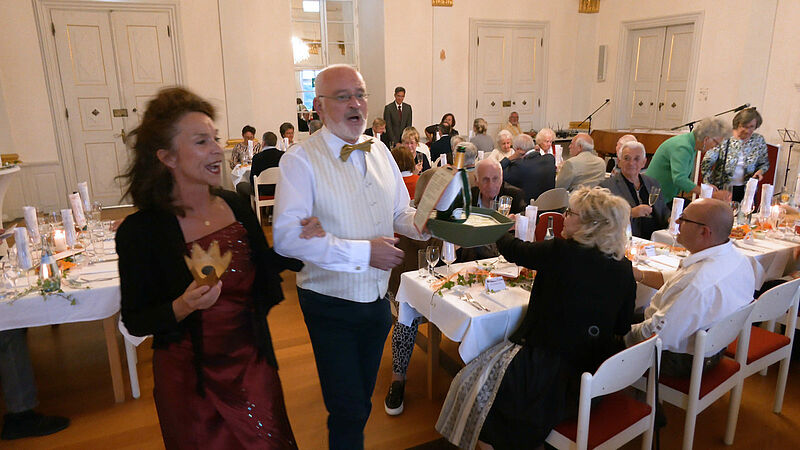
[114,128,127,143]
[658,102,665,111]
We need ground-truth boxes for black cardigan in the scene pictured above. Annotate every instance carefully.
[496,234,635,373]
[116,190,301,392]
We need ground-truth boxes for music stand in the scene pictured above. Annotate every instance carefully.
[779,129,800,188]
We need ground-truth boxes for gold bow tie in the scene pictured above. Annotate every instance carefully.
[340,140,373,162]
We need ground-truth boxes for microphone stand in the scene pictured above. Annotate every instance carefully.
[671,103,750,132]
[576,99,610,134]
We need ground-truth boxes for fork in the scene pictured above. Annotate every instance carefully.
[464,292,489,312]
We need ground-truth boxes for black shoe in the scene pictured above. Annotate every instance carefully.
[384,380,405,416]
[1,410,70,440]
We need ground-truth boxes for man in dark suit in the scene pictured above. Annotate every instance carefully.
[472,158,526,213]
[364,117,391,148]
[383,86,412,147]
[249,131,284,197]
[501,133,556,203]
[429,122,452,166]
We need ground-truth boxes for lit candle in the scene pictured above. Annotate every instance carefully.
[53,229,67,252]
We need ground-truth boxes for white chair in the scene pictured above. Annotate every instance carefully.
[634,302,755,449]
[532,188,569,211]
[435,154,447,167]
[725,278,800,419]
[117,317,150,399]
[545,337,662,450]
[252,167,280,225]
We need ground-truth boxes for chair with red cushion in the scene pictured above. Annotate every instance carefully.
[545,337,662,450]
[724,278,800,423]
[634,302,755,449]
[252,167,280,225]
[534,212,564,241]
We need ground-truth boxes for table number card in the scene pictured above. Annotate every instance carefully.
[485,276,506,293]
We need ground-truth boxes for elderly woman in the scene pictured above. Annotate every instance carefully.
[700,107,768,202]
[600,141,669,239]
[229,125,261,169]
[534,127,556,155]
[401,126,431,172]
[470,118,494,154]
[489,129,514,162]
[117,87,316,449]
[277,122,295,151]
[437,186,635,450]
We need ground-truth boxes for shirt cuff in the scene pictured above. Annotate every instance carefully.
[350,240,371,272]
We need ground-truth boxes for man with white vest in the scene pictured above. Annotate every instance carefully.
[273,64,428,449]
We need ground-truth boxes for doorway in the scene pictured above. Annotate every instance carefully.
[469,20,548,138]
[36,2,181,207]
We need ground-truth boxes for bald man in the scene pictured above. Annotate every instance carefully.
[626,198,754,376]
[555,133,606,191]
[472,159,526,213]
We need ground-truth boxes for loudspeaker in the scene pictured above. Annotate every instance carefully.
[597,44,608,82]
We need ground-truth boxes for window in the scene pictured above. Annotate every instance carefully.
[290,0,358,111]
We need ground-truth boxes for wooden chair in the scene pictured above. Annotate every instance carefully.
[545,337,662,450]
[252,167,280,225]
[533,187,569,212]
[724,278,800,420]
[534,212,564,241]
[634,302,755,449]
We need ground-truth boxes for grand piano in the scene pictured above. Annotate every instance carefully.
[590,129,680,156]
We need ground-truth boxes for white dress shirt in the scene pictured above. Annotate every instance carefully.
[273,126,427,273]
[626,241,754,353]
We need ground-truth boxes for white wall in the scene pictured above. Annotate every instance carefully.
[358,0,386,125]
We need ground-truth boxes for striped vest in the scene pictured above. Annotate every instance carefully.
[297,133,396,302]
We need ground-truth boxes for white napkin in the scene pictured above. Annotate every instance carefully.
[22,206,40,242]
[283,137,290,150]
[554,145,563,165]
[61,209,77,247]
[793,175,800,207]
[477,151,485,161]
[700,183,714,198]
[525,205,538,221]
[14,228,32,270]
[77,181,91,211]
[515,215,528,241]
[668,198,684,234]
[742,178,759,213]
[68,193,87,228]
[247,139,254,160]
[759,183,773,216]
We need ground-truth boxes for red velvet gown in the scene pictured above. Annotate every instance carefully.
[152,223,297,449]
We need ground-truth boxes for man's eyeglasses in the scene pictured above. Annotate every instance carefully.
[318,93,369,103]
[564,207,577,217]
[676,214,707,227]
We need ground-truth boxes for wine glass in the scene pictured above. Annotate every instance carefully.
[426,246,440,277]
[497,196,512,217]
[740,202,755,226]
[646,187,661,217]
[90,201,103,224]
[442,242,456,275]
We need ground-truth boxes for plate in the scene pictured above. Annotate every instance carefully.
[427,207,514,248]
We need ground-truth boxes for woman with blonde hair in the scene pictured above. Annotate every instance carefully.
[437,186,635,450]
[470,118,494,154]
[401,126,431,172]
[489,129,514,162]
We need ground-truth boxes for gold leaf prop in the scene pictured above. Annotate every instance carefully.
[184,240,232,287]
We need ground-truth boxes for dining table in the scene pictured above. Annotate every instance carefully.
[396,232,800,399]
[231,163,251,187]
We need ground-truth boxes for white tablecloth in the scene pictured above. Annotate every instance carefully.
[0,258,120,331]
[396,264,529,364]
[231,164,251,186]
[651,229,798,287]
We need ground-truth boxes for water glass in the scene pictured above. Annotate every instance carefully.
[426,246,440,277]
[418,249,428,278]
[90,201,102,224]
[442,242,456,275]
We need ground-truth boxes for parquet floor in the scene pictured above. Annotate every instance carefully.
[2,210,800,449]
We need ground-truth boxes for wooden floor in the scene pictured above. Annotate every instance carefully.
[3,213,800,449]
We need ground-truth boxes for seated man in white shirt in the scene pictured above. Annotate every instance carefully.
[626,198,754,377]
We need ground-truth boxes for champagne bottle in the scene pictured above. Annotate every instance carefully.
[434,146,472,222]
[39,232,61,292]
[544,216,555,240]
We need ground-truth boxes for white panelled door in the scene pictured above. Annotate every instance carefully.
[474,24,544,138]
[624,24,693,129]
[51,8,177,206]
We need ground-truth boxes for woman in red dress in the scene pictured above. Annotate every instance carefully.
[116,87,319,449]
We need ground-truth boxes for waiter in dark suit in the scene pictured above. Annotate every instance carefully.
[364,118,391,148]
[501,133,556,203]
[383,86,412,147]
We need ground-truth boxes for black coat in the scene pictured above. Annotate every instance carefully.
[470,182,526,214]
[501,152,557,203]
[364,128,392,148]
[250,146,284,197]
[430,135,452,165]
[116,190,301,388]
[599,172,669,240]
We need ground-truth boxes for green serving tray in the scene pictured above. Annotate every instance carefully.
[426,207,514,248]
